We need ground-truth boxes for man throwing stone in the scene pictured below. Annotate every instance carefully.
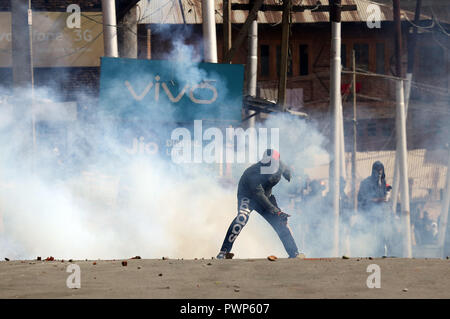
[217,149,304,259]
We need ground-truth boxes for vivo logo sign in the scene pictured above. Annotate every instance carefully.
[124,76,218,104]
[99,58,244,122]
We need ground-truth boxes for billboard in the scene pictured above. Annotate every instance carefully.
[99,57,244,123]
[99,57,244,159]
[0,12,104,67]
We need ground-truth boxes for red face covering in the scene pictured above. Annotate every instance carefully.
[272,149,280,160]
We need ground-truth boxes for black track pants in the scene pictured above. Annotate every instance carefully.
[219,196,299,258]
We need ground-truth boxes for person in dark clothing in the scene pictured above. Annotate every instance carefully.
[355,161,392,256]
[217,149,303,259]
[357,161,390,212]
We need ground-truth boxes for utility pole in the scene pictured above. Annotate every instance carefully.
[393,0,402,78]
[396,80,412,258]
[27,0,36,157]
[393,0,421,213]
[201,0,219,176]
[403,0,421,107]
[339,98,346,179]
[224,0,263,63]
[11,0,33,90]
[330,0,342,257]
[118,6,137,58]
[247,0,258,128]
[223,0,232,63]
[390,0,400,223]
[101,0,119,57]
[277,0,292,111]
[351,50,357,213]
[202,0,218,63]
[391,0,412,257]
[407,0,421,75]
[438,148,450,258]
[146,26,151,59]
[11,0,36,167]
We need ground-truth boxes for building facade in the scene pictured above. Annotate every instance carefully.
[0,0,448,152]
[139,0,449,152]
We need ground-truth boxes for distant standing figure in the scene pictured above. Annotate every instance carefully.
[356,161,392,256]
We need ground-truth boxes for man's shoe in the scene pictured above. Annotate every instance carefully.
[295,253,306,259]
[216,251,226,259]
[217,251,235,259]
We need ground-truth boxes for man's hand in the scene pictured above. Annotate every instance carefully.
[276,211,291,219]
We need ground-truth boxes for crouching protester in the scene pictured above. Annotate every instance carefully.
[217,149,305,259]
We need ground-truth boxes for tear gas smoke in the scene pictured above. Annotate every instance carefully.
[1,24,431,260]
[0,32,332,260]
[0,91,328,260]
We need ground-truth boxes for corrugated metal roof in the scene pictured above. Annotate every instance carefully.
[137,0,431,24]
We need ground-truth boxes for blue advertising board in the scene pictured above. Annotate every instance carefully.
[99,57,244,122]
[98,57,244,160]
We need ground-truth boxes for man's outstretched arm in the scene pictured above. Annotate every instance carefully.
[248,175,281,214]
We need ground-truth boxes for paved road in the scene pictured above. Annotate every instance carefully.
[0,258,449,298]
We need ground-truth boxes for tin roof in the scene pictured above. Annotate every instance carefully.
[136,0,432,24]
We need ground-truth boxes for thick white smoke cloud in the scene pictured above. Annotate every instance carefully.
[0,30,330,260]
[0,109,323,260]
[0,24,396,261]
[0,90,338,260]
